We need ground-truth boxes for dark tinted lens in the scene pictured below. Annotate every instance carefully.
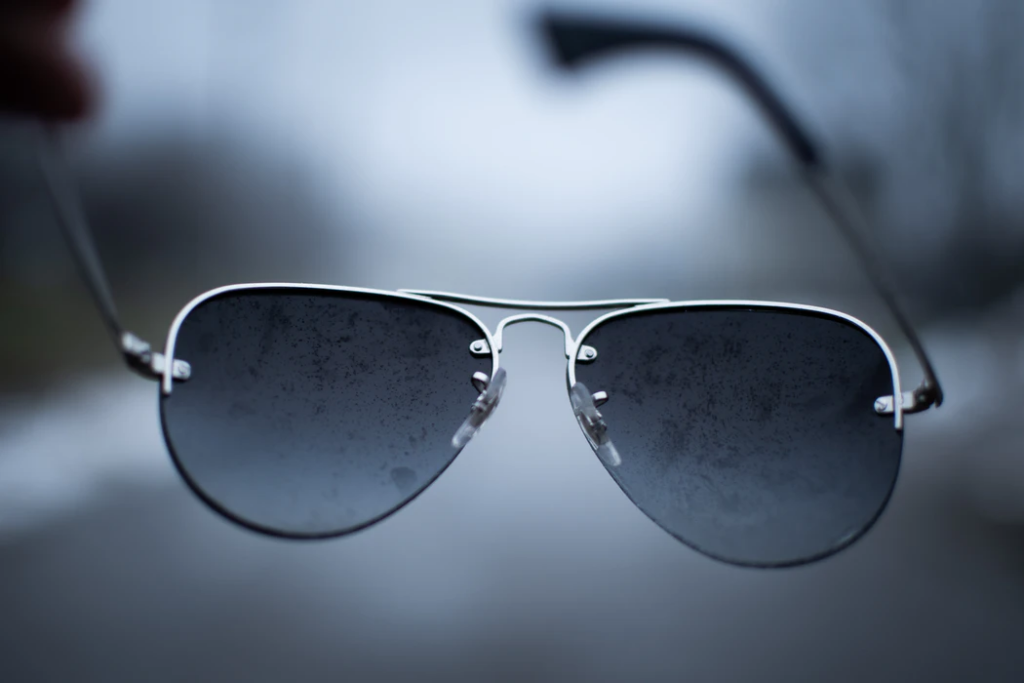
[160,288,492,537]
[572,307,902,566]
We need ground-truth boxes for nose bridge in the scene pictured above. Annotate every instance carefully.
[493,313,576,358]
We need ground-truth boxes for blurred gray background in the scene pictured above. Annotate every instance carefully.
[2,0,1023,681]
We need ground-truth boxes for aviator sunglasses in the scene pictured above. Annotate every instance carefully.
[35,11,943,568]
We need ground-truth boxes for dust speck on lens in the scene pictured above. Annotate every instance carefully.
[390,467,418,495]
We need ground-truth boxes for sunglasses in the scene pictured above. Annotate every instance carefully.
[33,10,942,568]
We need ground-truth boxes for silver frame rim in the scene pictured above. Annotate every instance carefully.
[161,283,500,395]
[398,290,669,310]
[566,299,905,430]
[162,288,905,429]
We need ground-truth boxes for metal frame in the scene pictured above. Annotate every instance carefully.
[566,299,906,430]
[36,11,944,427]
[397,294,907,431]
[21,8,952,568]
[35,11,943,430]
[399,290,669,310]
[38,129,192,383]
[155,284,906,430]
[538,9,943,415]
[160,283,500,395]
[39,134,934,431]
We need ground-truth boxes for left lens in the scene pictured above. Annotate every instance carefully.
[570,305,903,567]
[160,287,493,538]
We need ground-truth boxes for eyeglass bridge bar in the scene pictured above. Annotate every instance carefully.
[539,9,942,414]
[401,290,668,310]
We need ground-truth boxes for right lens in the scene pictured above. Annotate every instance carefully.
[160,287,493,538]
[571,304,903,567]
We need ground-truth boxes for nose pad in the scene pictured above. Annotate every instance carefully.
[452,367,507,449]
[569,382,621,467]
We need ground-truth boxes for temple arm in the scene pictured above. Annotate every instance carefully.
[37,128,190,382]
[538,10,942,413]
